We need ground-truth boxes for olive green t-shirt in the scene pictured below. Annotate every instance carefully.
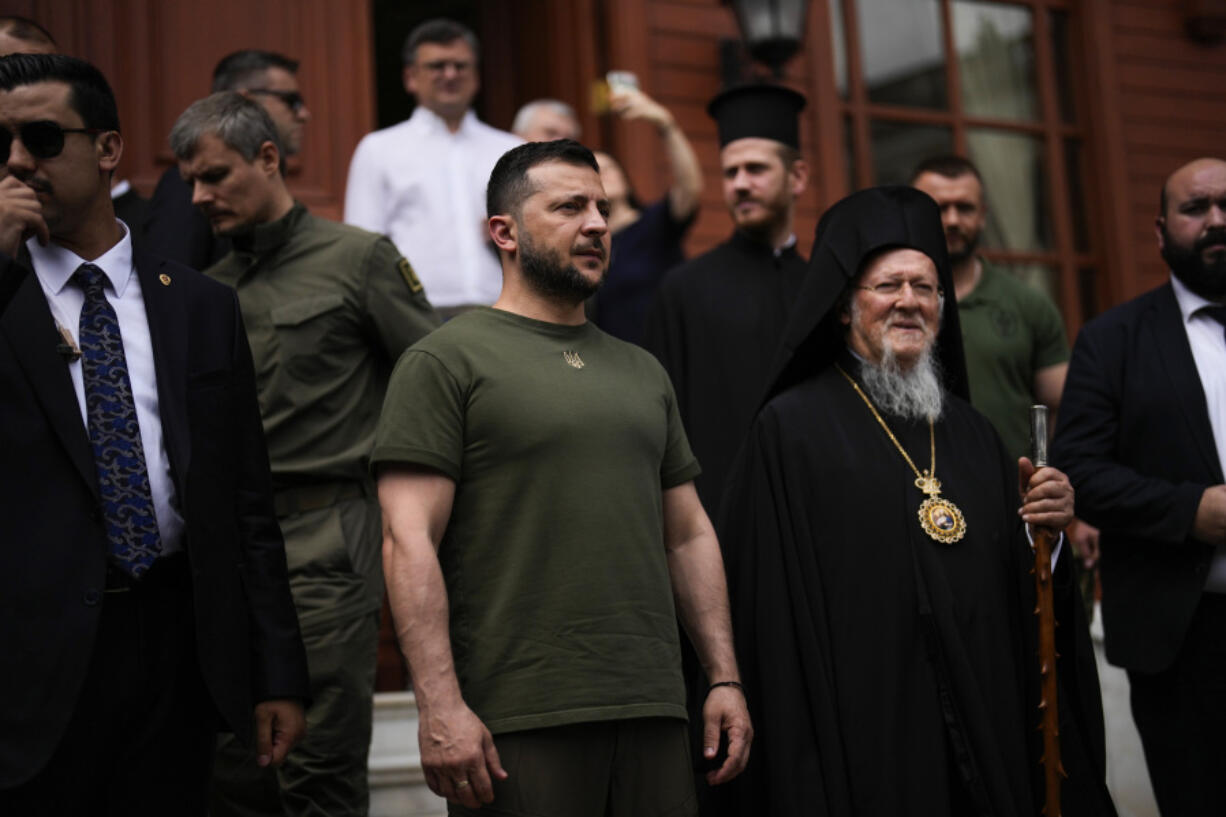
[959,260,1069,459]
[372,308,700,734]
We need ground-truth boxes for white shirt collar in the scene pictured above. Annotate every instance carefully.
[774,233,798,257]
[1169,272,1223,325]
[27,220,134,298]
[410,105,477,137]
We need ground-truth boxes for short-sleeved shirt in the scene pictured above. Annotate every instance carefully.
[958,260,1069,459]
[371,307,700,734]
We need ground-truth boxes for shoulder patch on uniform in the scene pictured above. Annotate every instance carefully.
[398,257,424,293]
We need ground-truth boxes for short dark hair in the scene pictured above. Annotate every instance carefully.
[212,49,299,93]
[487,139,599,219]
[402,18,479,66]
[0,16,56,49]
[910,154,983,186]
[0,53,119,132]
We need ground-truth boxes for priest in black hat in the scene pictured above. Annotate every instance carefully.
[643,83,809,525]
[713,186,1117,816]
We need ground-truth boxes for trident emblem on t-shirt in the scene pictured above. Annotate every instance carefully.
[563,350,584,369]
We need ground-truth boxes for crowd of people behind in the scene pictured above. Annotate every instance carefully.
[2,11,1225,817]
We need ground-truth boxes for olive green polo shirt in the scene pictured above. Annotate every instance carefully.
[958,260,1069,459]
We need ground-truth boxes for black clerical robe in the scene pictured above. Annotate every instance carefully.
[643,230,807,521]
[716,362,1115,817]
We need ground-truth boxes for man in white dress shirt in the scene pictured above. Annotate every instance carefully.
[344,18,520,315]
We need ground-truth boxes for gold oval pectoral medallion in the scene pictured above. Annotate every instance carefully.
[918,495,967,544]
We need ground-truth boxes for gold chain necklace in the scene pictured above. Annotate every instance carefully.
[836,364,967,544]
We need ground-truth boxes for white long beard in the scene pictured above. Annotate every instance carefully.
[860,344,945,422]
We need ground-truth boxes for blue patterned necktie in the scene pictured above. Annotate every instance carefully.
[75,263,162,577]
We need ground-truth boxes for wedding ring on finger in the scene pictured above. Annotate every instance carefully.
[455,779,470,789]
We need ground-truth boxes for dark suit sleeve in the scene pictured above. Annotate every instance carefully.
[226,290,310,701]
[1053,322,1206,545]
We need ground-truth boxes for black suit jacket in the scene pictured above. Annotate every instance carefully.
[1053,282,1222,674]
[0,248,309,787]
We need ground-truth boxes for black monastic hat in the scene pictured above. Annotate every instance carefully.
[707,83,807,149]
[761,186,971,406]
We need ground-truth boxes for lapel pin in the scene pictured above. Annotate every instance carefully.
[159,273,171,286]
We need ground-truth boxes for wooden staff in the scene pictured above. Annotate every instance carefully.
[1030,405,1065,816]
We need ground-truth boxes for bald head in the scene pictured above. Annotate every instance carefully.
[1157,157,1226,300]
[1160,158,1226,218]
[0,17,56,56]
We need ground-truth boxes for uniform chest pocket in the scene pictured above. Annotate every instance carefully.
[270,294,349,384]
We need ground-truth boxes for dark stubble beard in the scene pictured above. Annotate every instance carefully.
[1161,224,1226,300]
[519,232,605,304]
[947,226,980,266]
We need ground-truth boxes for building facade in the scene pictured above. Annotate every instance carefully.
[11,0,1225,689]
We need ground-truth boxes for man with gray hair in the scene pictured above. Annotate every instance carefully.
[148,49,311,271]
[512,98,581,142]
[345,17,520,316]
[172,91,440,817]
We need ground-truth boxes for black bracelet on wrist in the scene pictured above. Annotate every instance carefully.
[707,680,744,696]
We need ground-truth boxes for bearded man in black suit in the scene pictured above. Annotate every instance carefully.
[1054,157,1226,815]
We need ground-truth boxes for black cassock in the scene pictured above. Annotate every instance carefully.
[715,358,1116,817]
[644,230,807,522]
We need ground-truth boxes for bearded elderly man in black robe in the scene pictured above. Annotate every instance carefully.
[717,187,1116,816]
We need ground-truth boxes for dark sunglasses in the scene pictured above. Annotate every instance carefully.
[0,120,103,163]
[247,88,307,114]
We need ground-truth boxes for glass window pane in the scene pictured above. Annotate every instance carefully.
[966,129,1051,252]
[870,120,953,185]
[996,263,1063,314]
[857,0,947,109]
[1065,139,1090,253]
[953,1,1038,122]
[831,0,848,99]
[1050,10,1076,124]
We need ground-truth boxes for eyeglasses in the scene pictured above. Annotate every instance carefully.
[247,88,308,114]
[419,59,473,75]
[858,280,943,301]
[0,120,103,163]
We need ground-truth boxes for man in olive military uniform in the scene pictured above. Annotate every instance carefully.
[172,92,440,817]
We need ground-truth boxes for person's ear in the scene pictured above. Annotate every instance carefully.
[789,158,809,198]
[489,214,517,254]
[257,140,281,177]
[96,130,123,173]
[1154,216,1166,252]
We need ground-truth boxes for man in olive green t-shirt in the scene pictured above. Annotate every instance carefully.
[373,140,752,817]
[172,92,441,817]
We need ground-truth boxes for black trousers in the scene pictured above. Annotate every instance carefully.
[1128,592,1226,816]
[0,556,217,816]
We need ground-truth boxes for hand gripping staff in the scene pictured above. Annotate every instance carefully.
[1030,405,1065,816]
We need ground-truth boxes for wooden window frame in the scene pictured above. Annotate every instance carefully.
[830,0,1099,332]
